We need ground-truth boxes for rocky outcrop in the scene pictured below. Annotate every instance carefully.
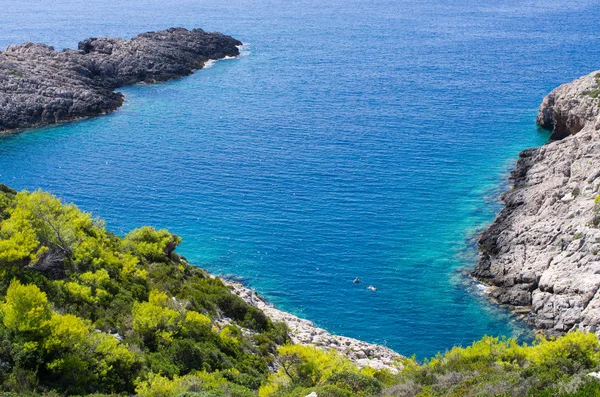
[473,70,600,336]
[536,71,600,140]
[223,280,404,373]
[0,28,241,132]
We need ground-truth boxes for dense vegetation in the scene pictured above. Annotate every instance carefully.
[0,185,287,395]
[2,185,600,396]
[386,332,600,397]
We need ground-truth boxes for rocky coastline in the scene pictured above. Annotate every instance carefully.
[222,280,404,373]
[473,70,600,336]
[0,25,404,374]
[0,28,241,132]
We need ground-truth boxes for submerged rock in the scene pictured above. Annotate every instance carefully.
[0,28,242,132]
[473,69,600,336]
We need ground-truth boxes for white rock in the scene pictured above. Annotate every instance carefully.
[222,280,403,373]
[589,372,600,380]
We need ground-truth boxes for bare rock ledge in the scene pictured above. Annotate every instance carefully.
[473,70,600,336]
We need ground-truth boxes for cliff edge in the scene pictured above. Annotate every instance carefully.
[473,70,600,336]
[0,28,241,132]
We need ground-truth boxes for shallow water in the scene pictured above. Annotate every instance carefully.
[1,0,600,358]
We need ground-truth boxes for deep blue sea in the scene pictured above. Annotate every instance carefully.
[1,0,600,358]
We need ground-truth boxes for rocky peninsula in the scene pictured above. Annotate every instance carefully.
[473,70,600,336]
[0,28,241,132]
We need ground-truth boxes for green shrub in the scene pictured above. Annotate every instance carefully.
[311,385,353,397]
[326,371,383,396]
[385,332,600,397]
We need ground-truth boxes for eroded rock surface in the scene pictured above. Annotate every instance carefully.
[0,28,241,132]
[473,70,600,336]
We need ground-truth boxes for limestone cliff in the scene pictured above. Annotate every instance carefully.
[473,70,600,335]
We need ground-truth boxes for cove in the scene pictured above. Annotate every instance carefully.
[1,0,600,358]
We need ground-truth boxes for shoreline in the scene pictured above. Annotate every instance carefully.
[472,69,600,335]
[221,279,404,373]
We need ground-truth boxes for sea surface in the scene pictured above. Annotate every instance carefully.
[1,0,600,358]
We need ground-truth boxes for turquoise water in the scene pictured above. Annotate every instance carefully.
[1,0,600,358]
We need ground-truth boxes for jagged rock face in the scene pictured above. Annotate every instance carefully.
[536,71,600,140]
[473,70,600,336]
[0,28,241,132]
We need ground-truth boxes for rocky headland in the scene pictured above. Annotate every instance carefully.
[473,70,600,336]
[223,280,404,373]
[0,28,241,132]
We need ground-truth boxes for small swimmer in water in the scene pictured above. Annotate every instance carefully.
[367,285,377,291]
[353,277,360,283]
